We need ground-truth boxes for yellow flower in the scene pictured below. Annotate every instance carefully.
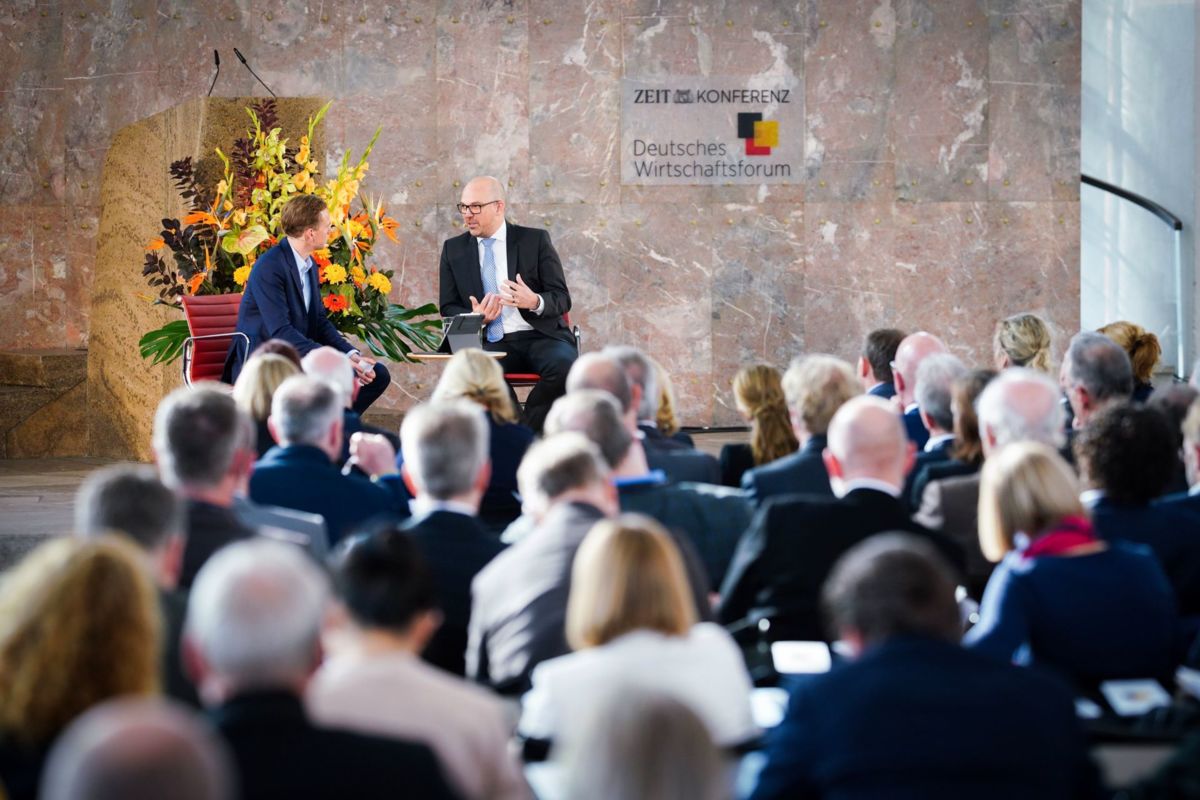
[233,265,252,286]
[296,135,310,165]
[223,200,234,211]
[232,209,247,226]
[293,171,315,192]
[351,266,366,285]
[347,219,364,238]
[215,179,229,197]
[367,272,391,295]
[325,263,348,285]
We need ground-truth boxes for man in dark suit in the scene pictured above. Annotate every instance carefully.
[719,396,964,641]
[301,346,400,465]
[741,354,861,507]
[606,345,721,485]
[750,535,1099,800]
[439,176,577,432]
[467,434,620,695]
[857,327,904,399]
[225,193,388,413]
[396,401,505,676]
[152,384,258,590]
[892,331,949,449]
[1079,402,1200,615]
[183,539,457,799]
[902,353,967,508]
[249,376,408,545]
[545,389,748,591]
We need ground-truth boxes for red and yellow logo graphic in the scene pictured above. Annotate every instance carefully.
[737,112,779,156]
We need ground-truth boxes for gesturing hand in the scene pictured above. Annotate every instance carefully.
[469,293,503,323]
[499,274,538,310]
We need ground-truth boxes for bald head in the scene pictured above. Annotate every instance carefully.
[43,698,234,800]
[976,368,1065,455]
[893,332,948,406]
[566,353,634,423]
[464,175,504,201]
[824,396,912,493]
[301,346,355,406]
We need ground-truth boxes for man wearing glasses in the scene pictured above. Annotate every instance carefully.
[438,175,577,432]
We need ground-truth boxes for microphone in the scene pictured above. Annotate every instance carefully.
[207,50,220,97]
[233,48,276,98]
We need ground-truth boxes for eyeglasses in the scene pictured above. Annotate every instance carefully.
[456,200,500,215]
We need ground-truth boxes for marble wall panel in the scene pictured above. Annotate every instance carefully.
[1,1,1080,438]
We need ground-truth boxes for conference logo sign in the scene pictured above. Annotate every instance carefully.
[621,77,799,185]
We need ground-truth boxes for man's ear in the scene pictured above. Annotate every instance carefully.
[181,635,208,694]
[158,535,185,590]
[893,370,907,397]
[856,356,870,381]
[629,384,643,419]
[400,464,418,497]
[267,415,281,446]
[901,441,917,477]
[822,448,843,480]
[475,459,492,494]
[408,609,443,654]
[919,408,935,434]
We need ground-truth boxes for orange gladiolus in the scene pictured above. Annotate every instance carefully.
[186,273,205,295]
[146,237,165,251]
[380,217,399,243]
[183,211,220,227]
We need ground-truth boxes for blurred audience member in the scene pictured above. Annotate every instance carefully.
[520,516,756,748]
[1099,320,1162,403]
[232,352,300,457]
[0,537,160,800]
[303,346,399,465]
[651,356,694,446]
[183,539,457,799]
[751,535,1099,800]
[1061,330,1134,430]
[1148,382,1199,495]
[42,698,234,800]
[560,688,731,800]
[994,312,1053,372]
[907,369,996,510]
[857,327,905,399]
[249,338,302,369]
[741,354,860,505]
[965,442,1175,686]
[310,528,529,800]
[903,354,968,507]
[720,364,797,488]
[892,331,949,448]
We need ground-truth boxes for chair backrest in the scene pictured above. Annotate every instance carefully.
[182,293,244,384]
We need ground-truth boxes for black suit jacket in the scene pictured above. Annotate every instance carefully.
[641,425,721,484]
[718,488,965,641]
[403,510,506,677]
[1093,493,1200,616]
[210,691,458,800]
[750,636,1099,800]
[225,238,355,383]
[740,435,831,507]
[438,222,574,345]
[179,500,257,590]
[902,436,955,509]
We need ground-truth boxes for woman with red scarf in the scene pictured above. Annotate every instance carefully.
[964,442,1177,688]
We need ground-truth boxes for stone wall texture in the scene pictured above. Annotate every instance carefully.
[0,0,1080,429]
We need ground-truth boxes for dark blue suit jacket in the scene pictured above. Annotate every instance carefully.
[1095,493,1200,616]
[903,405,930,449]
[249,444,407,545]
[867,381,896,399]
[226,238,355,383]
[740,435,831,507]
[903,436,954,509]
[750,636,1100,800]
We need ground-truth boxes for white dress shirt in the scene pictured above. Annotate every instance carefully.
[518,623,758,747]
[477,221,543,335]
[308,650,531,800]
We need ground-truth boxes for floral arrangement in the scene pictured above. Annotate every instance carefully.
[138,99,441,365]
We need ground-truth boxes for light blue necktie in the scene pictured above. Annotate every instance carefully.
[480,238,503,343]
[299,258,312,312]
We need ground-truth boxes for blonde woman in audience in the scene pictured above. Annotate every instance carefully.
[560,687,731,800]
[420,348,534,530]
[0,536,161,800]
[993,312,1053,372]
[652,357,694,446]
[231,353,300,457]
[1099,320,1162,403]
[519,515,756,748]
[964,442,1175,686]
[720,365,798,487]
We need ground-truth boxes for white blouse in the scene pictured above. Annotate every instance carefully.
[518,623,758,747]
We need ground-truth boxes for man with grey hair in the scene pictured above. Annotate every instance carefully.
[396,400,505,676]
[719,396,963,642]
[903,353,968,507]
[183,539,457,798]
[917,367,1067,596]
[605,344,719,483]
[75,465,197,706]
[750,535,1098,800]
[42,698,235,800]
[1061,330,1134,429]
[468,432,618,694]
[152,383,258,589]
[440,174,577,432]
[249,374,407,544]
[546,389,750,592]
[302,346,399,464]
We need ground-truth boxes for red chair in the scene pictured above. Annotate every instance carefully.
[181,293,249,386]
[504,312,582,394]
